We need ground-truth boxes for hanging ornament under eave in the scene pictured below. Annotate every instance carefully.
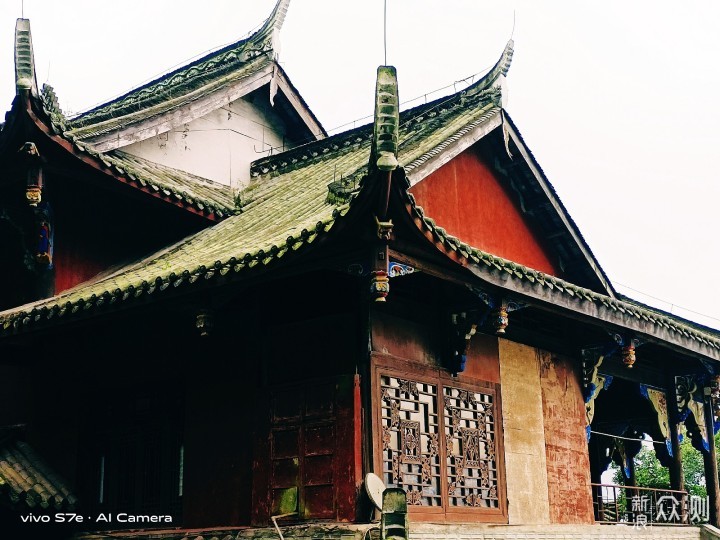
[622,344,636,368]
[195,309,214,337]
[26,185,41,206]
[19,142,43,206]
[493,306,509,334]
[710,375,720,399]
[370,270,390,302]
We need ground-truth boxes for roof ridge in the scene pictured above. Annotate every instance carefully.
[67,0,291,130]
[249,40,513,178]
[250,82,502,178]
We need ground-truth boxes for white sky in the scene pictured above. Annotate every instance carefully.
[2,0,719,329]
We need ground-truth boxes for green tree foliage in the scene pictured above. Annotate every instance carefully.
[613,434,719,497]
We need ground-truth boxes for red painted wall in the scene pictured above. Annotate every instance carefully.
[49,177,206,294]
[409,149,559,275]
[53,229,116,293]
[371,310,500,383]
[539,352,594,524]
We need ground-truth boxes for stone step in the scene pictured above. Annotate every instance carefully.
[410,523,703,540]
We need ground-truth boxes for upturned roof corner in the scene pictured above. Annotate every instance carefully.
[465,39,514,108]
[67,0,299,141]
[14,18,38,97]
[263,0,291,57]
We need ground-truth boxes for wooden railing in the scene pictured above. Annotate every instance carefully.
[591,483,697,525]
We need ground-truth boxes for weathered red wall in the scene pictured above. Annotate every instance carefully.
[539,352,594,524]
[372,311,437,367]
[48,174,207,294]
[409,149,559,275]
[53,233,115,293]
[372,310,500,383]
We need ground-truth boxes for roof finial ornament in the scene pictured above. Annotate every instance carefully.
[15,18,38,96]
[370,66,400,172]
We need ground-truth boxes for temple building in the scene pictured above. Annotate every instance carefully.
[0,2,719,539]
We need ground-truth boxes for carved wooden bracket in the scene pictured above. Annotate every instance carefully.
[447,312,478,376]
[607,332,645,368]
[468,286,527,335]
[195,308,214,337]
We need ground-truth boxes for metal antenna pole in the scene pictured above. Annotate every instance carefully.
[384,0,388,65]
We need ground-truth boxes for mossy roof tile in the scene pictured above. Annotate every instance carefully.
[0,435,77,511]
[36,85,237,217]
[2,48,717,355]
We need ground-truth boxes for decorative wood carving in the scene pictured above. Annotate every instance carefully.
[379,374,500,510]
[380,375,442,506]
[400,420,421,463]
[388,261,415,278]
[444,385,499,508]
[407,489,422,506]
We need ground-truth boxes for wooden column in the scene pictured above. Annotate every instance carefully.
[625,456,637,488]
[703,388,720,527]
[668,376,685,493]
[668,419,685,492]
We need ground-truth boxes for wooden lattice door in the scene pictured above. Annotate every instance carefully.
[375,365,506,522]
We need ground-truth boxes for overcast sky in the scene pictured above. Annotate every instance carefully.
[2,1,718,329]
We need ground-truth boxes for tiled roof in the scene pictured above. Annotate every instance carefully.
[31,86,237,218]
[101,151,236,215]
[1,44,717,357]
[0,432,77,511]
[66,56,272,141]
[66,0,290,140]
[405,186,720,352]
[250,40,513,179]
[0,70,506,331]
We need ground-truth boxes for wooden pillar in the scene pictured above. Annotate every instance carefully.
[668,376,685,492]
[668,420,685,492]
[624,447,637,488]
[703,388,720,527]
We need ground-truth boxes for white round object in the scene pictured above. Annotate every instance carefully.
[364,473,386,511]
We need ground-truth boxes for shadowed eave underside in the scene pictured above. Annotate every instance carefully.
[2,89,239,218]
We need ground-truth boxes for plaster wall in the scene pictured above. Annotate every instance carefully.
[123,91,288,190]
[539,352,595,524]
[498,338,550,525]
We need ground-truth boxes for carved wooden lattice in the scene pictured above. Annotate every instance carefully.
[380,374,499,511]
[444,386,499,508]
[380,376,442,506]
